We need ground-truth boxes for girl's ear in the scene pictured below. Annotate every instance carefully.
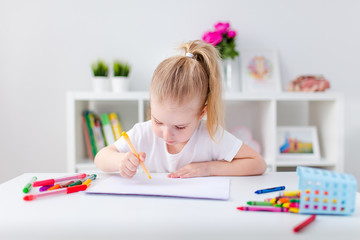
[199,105,207,120]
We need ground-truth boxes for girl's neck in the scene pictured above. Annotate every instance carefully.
[166,141,187,155]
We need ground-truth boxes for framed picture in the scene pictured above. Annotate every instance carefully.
[240,49,281,92]
[277,126,320,160]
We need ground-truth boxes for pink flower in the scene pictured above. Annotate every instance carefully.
[214,22,230,34]
[202,31,223,46]
[227,30,236,38]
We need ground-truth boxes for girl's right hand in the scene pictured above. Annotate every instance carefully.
[118,152,146,178]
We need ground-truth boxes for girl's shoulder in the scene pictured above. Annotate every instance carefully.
[131,120,153,136]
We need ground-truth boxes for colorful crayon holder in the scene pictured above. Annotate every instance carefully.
[297,166,357,215]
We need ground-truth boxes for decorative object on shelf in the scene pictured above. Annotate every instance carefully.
[202,21,239,91]
[241,49,281,93]
[230,126,261,154]
[91,60,111,92]
[277,126,320,161]
[112,61,131,92]
[287,75,330,92]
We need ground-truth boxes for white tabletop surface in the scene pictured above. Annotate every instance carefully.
[0,172,359,240]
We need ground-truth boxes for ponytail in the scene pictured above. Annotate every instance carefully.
[151,40,224,140]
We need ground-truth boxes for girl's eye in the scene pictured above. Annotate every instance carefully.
[176,126,186,130]
[154,120,162,125]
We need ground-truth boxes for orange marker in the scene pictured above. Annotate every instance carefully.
[47,184,61,191]
[122,131,151,179]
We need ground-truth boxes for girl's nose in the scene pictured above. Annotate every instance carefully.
[163,126,173,139]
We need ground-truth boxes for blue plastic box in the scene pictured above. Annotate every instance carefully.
[297,166,357,215]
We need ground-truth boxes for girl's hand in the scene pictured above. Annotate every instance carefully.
[168,162,210,178]
[118,152,146,178]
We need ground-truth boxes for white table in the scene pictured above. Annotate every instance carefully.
[0,172,359,240]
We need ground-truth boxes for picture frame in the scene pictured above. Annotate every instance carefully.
[240,49,281,92]
[276,126,320,161]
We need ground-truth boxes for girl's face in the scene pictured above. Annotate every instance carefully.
[150,96,206,146]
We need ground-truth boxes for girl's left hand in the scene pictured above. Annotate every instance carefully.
[168,162,210,178]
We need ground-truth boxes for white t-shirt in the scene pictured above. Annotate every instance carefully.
[114,120,242,173]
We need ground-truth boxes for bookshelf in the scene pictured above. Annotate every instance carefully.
[67,91,344,173]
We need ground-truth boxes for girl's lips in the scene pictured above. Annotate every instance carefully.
[166,141,175,144]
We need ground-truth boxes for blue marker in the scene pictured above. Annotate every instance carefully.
[255,186,285,194]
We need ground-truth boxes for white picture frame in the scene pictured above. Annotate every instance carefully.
[277,126,320,161]
[240,49,281,92]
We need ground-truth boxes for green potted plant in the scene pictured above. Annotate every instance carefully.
[91,60,110,92]
[111,61,131,92]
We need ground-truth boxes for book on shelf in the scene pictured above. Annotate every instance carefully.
[82,111,123,160]
[101,113,115,146]
[82,111,98,159]
[109,112,123,141]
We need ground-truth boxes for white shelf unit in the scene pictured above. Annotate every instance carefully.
[67,91,344,173]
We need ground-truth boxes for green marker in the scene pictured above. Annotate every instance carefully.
[68,180,82,187]
[290,199,300,203]
[23,176,37,193]
[247,201,274,206]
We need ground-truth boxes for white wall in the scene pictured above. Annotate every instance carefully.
[1,0,359,185]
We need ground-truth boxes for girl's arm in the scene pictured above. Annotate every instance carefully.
[209,143,267,176]
[168,143,266,178]
[94,144,146,178]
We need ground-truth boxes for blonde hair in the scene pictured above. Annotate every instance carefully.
[150,40,224,140]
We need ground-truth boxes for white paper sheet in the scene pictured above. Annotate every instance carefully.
[86,173,230,200]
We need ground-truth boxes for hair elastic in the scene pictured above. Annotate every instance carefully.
[186,52,194,58]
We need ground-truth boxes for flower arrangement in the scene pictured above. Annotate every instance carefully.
[202,22,239,60]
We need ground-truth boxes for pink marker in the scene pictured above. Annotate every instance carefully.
[23,184,87,201]
[32,173,86,187]
[237,206,289,212]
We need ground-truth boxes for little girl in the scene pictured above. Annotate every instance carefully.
[95,40,266,178]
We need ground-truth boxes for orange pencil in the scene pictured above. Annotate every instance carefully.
[122,131,151,179]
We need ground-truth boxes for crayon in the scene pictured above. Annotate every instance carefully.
[289,207,300,213]
[282,202,290,208]
[282,190,301,197]
[293,215,316,232]
[237,206,289,212]
[289,202,300,208]
[247,201,274,206]
[255,186,285,194]
[277,197,290,204]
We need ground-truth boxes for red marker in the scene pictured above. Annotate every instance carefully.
[32,173,86,187]
[23,184,87,201]
[293,215,316,233]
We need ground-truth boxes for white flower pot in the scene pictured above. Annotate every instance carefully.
[111,76,130,92]
[92,77,111,92]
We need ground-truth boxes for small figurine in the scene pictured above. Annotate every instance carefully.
[287,75,330,92]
